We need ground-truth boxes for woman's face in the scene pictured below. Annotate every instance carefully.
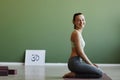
[73,14,86,29]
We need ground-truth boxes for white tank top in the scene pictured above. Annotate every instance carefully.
[71,30,85,48]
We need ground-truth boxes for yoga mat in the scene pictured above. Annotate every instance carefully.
[63,73,112,80]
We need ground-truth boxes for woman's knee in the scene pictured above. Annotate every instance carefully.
[96,70,103,78]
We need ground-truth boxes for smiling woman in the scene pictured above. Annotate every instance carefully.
[63,13,103,78]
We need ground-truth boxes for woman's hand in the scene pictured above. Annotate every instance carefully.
[90,63,98,68]
[93,64,99,68]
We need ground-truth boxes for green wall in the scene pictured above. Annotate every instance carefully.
[0,0,120,63]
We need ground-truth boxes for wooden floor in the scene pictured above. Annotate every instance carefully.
[0,64,119,80]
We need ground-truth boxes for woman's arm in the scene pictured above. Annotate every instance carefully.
[72,31,94,66]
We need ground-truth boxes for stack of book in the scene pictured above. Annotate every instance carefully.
[0,66,16,76]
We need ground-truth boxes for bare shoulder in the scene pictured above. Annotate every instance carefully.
[71,30,79,37]
[71,30,79,41]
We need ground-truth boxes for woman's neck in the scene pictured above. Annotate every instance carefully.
[75,28,83,33]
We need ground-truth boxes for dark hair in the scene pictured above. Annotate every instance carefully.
[73,12,83,29]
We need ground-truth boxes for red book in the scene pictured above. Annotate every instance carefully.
[0,66,8,70]
[0,66,8,76]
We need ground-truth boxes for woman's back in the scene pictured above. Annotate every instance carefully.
[70,30,85,58]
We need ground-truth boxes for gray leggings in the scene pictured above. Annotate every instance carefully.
[68,56,103,78]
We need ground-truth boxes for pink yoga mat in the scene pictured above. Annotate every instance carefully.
[63,73,112,80]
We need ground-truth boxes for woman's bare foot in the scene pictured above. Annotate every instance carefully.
[63,72,76,78]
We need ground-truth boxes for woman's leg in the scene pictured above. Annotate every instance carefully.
[74,63,102,78]
[68,56,103,78]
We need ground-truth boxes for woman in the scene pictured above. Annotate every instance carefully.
[63,13,103,78]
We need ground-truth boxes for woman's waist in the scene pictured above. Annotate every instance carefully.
[70,51,81,59]
[70,48,78,57]
[69,55,82,63]
[70,53,78,58]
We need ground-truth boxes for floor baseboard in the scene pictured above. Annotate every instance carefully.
[0,62,120,66]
